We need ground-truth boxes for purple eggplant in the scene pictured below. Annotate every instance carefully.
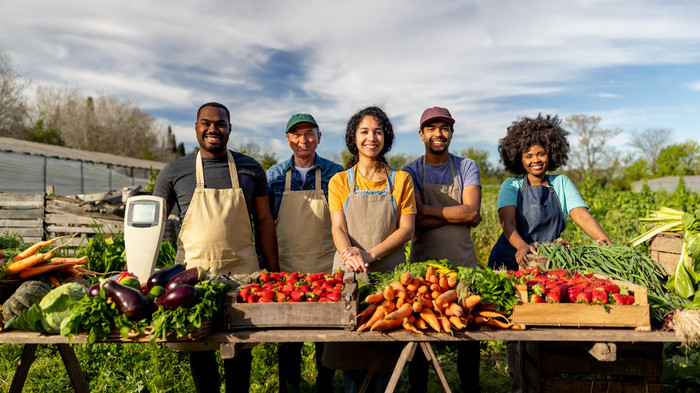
[147,264,186,289]
[165,267,208,292]
[102,280,152,320]
[155,284,198,309]
[88,283,101,297]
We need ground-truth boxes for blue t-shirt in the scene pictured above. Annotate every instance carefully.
[266,153,343,220]
[401,154,481,195]
[496,174,588,216]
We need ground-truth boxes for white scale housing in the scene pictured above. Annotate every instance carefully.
[123,195,166,285]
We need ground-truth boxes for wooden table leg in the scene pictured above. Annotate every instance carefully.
[383,342,418,393]
[420,342,452,393]
[57,344,90,393]
[9,343,37,393]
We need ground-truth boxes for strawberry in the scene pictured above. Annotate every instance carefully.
[545,289,561,303]
[312,287,324,296]
[530,294,546,303]
[247,294,259,303]
[275,291,287,303]
[259,271,270,283]
[290,290,305,302]
[576,290,592,304]
[258,297,274,303]
[258,290,274,299]
[612,293,635,305]
[327,292,340,302]
[591,287,609,304]
[567,285,584,303]
[298,284,311,293]
[238,287,250,302]
[318,296,332,303]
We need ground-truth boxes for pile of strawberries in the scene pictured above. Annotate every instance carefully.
[237,270,345,303]
[508,266,636,305]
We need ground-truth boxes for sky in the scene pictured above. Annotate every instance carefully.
[2,0,700,165]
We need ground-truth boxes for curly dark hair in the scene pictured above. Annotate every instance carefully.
[498,114,570,175]
[344,106,394,169]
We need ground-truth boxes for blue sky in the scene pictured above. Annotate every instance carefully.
[2,0,700,165]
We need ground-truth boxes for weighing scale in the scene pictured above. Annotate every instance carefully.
[123,195,167,285]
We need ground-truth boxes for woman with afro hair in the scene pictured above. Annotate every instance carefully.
[488,114,612,270]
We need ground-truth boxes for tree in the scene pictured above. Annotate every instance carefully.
[564,114,621,174]
[656,141,700,176]
[235,142,277,171]
[456,146,503,184]
[628,128,673,173]
[0,51,28,138]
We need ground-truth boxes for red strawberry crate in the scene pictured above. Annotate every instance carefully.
[510,277,651,331]
[223,277,358,330]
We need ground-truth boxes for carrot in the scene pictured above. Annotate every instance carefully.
[11,234,73,262]
[357,301,396,332]
[400,272,413,286]
[356,303,378,326]
[426,266,435,282]
[439,316,452,334]
[462,294,482,310]
[439,274,449,292]
[6,252,53,275]
[47,275,61,288]
[396,297,405,309]
[445,303,464,318]
[412,301,423,313]
[48,256,88,264]
[430,283,441,293]
[370,318,402,332]
[419,308,441,332]
[402,317,423,334]
[383,303,413,321]
[415,297,432,309]
[447,275,457,288]
[415,318,429,330]
[449,316,467,330]
[390,281,406,292]
[416,276,425,285]
[18,262,76,279]
[396,290,408,300]
[383,285,396,301]
[475,310,507,319]
[406,278,420,292]
[431,290,441,301]
[485,318,512,329]
[474,316,488,325]
[417,285,429,295]
[365,291,385,303]
[428,274,439,285]
[435,290,458,308]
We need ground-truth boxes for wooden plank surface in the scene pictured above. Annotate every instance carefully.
[0,219,43,228]
[0,328,681,345]
[45,213,122,226]
[0,227,43,238]
[0,193,43,205]
[0,210,43,219]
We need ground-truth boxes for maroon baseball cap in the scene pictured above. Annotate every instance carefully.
[420,107,455,128]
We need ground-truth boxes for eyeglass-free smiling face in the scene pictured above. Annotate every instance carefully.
[356,115,384,161]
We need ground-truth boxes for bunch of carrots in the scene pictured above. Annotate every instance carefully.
[4,235,91,286]
[356,266,515,333]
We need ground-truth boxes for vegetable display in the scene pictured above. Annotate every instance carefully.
[537,243,686,321]
[236,271,346,303]
[356,261,517,333]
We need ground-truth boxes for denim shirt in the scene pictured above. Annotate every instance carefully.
[266,153,344,220]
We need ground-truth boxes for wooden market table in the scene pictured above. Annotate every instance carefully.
[0,327,680,393]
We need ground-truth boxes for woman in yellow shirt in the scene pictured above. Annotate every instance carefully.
[324,106,416,393]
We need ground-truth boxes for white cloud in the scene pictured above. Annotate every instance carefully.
[598,92,623,98]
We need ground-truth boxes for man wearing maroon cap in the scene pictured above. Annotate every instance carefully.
[401,106,483,393]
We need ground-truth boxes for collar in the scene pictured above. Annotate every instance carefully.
[285,153,318,171]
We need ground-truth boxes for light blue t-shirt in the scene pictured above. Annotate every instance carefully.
[496,174,588,216]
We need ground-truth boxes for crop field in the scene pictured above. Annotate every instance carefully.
[1,182,699,392]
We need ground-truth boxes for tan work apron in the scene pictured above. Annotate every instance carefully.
[409,156,478,267]
[276,167,335,274]
[331,166,406,280]
[175,151,259,278]
[323,166,404,372]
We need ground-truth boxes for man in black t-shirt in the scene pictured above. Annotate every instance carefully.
[153,102,278,393]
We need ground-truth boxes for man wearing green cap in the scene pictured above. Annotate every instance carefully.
[266,113,343,392]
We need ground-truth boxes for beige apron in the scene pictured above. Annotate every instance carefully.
[323,166,404,372]
[276,167,335,274]
[331,166,406,280]
[175,151,259,278]
[409,156,478,267]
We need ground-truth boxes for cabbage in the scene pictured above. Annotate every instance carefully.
[39,283,88,333]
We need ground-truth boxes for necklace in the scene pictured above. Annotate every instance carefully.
[360,163,386,181]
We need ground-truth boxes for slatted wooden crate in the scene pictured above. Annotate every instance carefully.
[522,341,663,393]
[511,278,651,331]
[649,232,687,275]
[223,282,359,330]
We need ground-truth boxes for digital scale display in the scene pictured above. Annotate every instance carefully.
[127,201,160,227]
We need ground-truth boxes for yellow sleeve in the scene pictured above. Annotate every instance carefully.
[393,170,417,215]
[328,171,350,212]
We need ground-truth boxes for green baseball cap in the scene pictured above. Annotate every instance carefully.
[285,113,318,133]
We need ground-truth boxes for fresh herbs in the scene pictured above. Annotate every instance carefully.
[454,266,517,313]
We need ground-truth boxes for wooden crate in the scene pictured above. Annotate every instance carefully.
[649,232,687,275]
[522,341,663,393]
[511,278,651,331]
[223,282,359,330]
